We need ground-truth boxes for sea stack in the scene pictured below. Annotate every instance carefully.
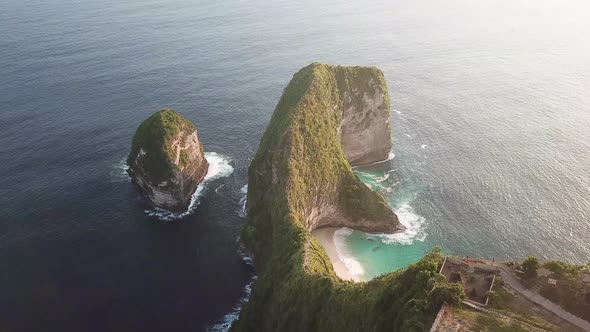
[127,109,209,212]
[232,64,415,331]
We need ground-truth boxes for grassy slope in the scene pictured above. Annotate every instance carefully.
[486,284,566,331]
[233,63,463,332]
[128,109,195,183]
[454,306,548,332]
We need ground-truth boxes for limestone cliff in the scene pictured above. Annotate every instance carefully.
[231,64,460,332]
[245,64,401,237]
[338,68,392,166]
[127,109,208,212]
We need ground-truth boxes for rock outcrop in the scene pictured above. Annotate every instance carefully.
[244,63,401,238]
[127,109,208,212]
[339,70,392,166]
[231,64,460,332]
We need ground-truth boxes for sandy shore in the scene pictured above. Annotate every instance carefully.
[311,227,361,282]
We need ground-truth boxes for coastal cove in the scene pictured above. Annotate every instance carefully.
[312,160,432,282]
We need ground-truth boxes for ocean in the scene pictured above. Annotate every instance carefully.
[1,0,589,330]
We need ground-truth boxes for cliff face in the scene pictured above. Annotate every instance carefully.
[127,109,208,212]
[232,64,459,332]
[245,64,400,238]
[338,70,392,166]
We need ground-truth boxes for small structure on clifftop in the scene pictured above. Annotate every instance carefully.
[127,109,209,212]
[439,256,497,306]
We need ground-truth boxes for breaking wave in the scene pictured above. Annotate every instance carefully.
[145,152,234,221]
[208,249,256,332]
[208,274,257,332]
[354,170,396,194]
[359,151,395,167]
[353,165,427,246]
[110,157,130,182]
[375,173,390,183]
[367,203,427,245]
[238,185,248,218]
[333,228,365,279]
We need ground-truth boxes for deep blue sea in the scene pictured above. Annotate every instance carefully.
[1,0,589,330]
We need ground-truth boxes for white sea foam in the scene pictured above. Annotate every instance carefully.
[145,152,234,221]
[358,171,377,180]
[208,274,258,332]
[367,203,427,245]
[333,228,365,278]
[110,157,130,181]
[238,185,248,218]
[355,160,428,246]
[215,183,226,194]
[237,244,254,267]
[375,173,390,183]
[421,144,428,149]
[118,158,129,174]
[208,247,256,332]
[355,151,395,168]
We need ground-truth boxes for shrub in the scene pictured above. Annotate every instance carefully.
[521,257,539,279]
[128,109,195,183]
[543,260,584,280]
[430,279,465,307]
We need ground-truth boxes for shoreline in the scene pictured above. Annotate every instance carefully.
[351,151,395,168]
[312,227,363,282]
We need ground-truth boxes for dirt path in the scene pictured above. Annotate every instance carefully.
[497,265,590,332]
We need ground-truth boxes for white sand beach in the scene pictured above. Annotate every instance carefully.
[312,227,362,282]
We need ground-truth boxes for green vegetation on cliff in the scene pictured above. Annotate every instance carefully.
[128,109,195,183]
[233,63,463,331]
[537,260,590,322]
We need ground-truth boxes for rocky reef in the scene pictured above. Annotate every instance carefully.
[232,64,463,331]
[127,109,209,212]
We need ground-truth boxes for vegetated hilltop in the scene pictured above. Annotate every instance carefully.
[232,63,464,332]
[127,109,208,211]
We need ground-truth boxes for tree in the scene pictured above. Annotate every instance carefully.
[543,260,585,280]
[429,282,465,307]
[521,256,539,279]
[543,260,567,279]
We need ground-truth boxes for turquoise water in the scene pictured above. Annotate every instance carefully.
[342,161,433,280]
[345,230,430,279]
